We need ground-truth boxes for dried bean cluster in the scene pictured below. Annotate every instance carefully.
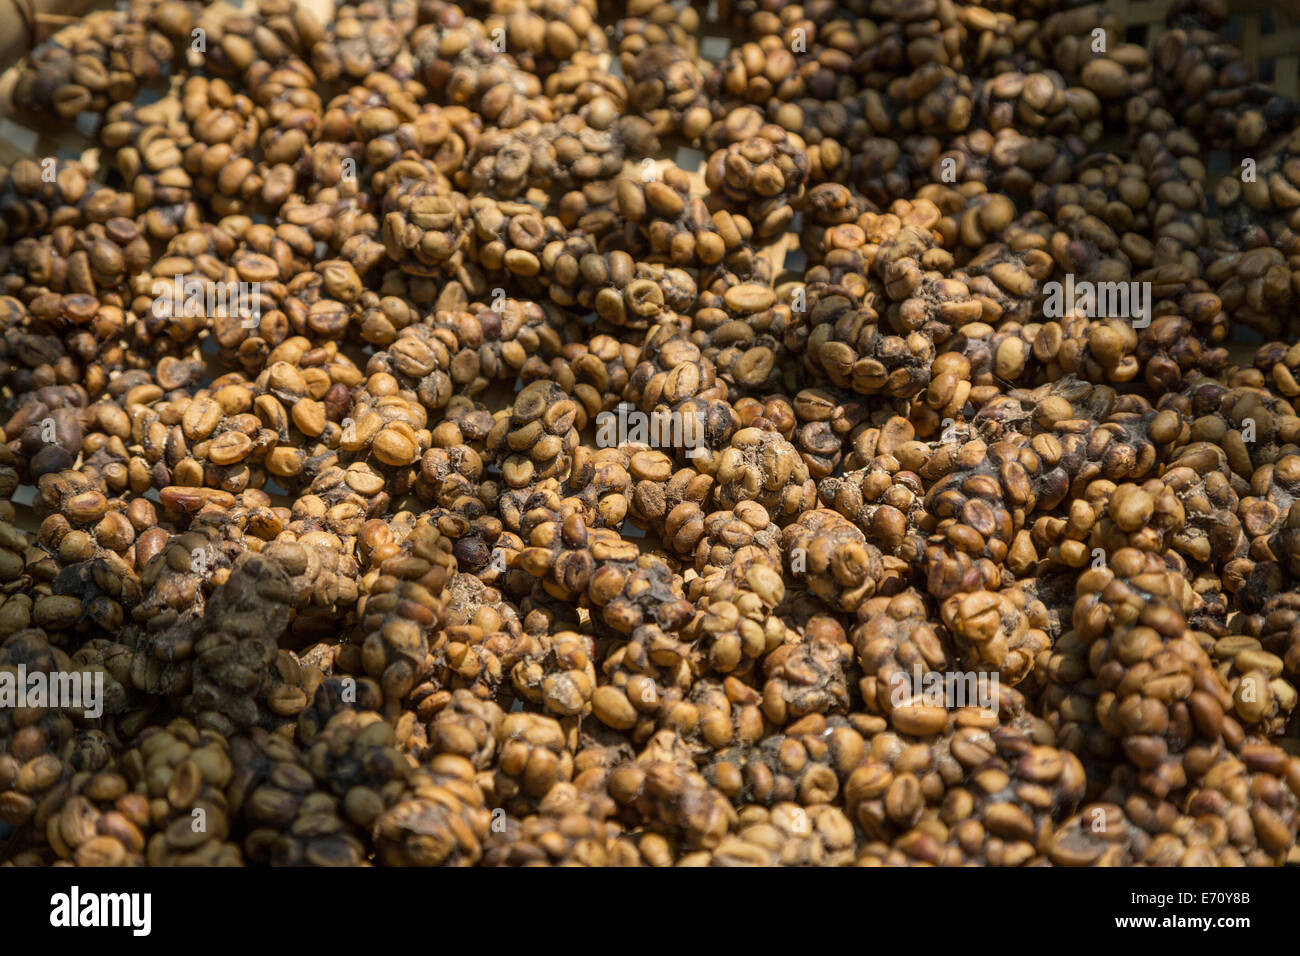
[3,0,1300,868]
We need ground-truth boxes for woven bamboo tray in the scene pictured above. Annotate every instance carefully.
[1110,0,1300,99]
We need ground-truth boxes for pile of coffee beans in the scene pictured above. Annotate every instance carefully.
[3,0,1300,867]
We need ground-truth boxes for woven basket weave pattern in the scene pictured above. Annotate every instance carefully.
[1114,0,1300,98]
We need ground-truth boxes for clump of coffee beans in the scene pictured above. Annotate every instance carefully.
[3,0,1300,868]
